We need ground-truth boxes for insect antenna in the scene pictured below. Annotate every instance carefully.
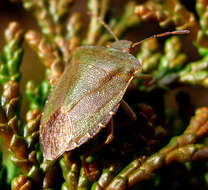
[88,11,119,42]
[97,17,119,42]
[131,30,190,48]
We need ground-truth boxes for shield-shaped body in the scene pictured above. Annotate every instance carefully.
[40,40,140,160]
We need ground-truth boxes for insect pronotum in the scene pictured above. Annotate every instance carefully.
[40,18,190,160]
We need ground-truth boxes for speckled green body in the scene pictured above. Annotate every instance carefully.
[40,40,140,160]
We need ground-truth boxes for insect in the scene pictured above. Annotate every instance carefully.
[40,20,189,160]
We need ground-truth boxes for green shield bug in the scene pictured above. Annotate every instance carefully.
[40,20,189,160]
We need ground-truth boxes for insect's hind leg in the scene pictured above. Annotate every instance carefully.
[83,119,114,176]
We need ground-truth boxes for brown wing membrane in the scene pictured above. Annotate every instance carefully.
[40,109,73,160]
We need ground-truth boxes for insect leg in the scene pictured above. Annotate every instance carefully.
[121,99,137,122]
[134,73,153,87]
[116,99,137,128]
[103,118,114,145]
[83,119,114,176]
[134,73,152,80]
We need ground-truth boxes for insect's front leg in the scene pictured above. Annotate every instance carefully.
[134,73,152,80]
[134,73,153,87]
